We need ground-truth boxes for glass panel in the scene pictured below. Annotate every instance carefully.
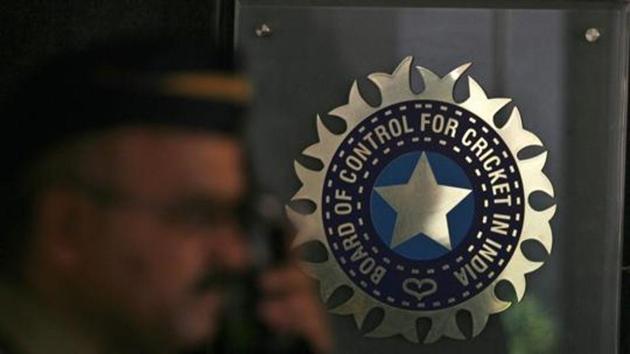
[236,2,629,353]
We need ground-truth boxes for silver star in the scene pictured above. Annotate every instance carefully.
[375,153,472,250]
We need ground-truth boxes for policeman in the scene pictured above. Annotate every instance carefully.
[0,37,330,354]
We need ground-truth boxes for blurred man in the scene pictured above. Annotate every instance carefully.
[0,38,330,354]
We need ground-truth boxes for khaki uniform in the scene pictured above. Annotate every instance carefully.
[0,282,104,354]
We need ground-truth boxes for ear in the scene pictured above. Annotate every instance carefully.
[32,189,96,270]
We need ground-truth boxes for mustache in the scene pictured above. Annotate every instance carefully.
[194,270,250,293]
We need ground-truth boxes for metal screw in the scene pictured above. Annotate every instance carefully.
[255,24,272,38]
[585,28,600,43]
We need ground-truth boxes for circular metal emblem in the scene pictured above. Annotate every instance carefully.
[288,57,556,343]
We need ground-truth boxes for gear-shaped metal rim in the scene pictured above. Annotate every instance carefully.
[288,57,556,343]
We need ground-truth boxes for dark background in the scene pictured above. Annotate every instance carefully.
[0,0,223,106]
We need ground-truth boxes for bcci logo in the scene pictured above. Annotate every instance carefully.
[288,57,556,342]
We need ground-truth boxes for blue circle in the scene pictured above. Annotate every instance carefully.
[369,151,474,261]
[321,100,525,310]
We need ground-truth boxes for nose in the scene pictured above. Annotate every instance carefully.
[209,221,251,273]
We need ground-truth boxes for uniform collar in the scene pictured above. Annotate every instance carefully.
[0,280,105,354]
